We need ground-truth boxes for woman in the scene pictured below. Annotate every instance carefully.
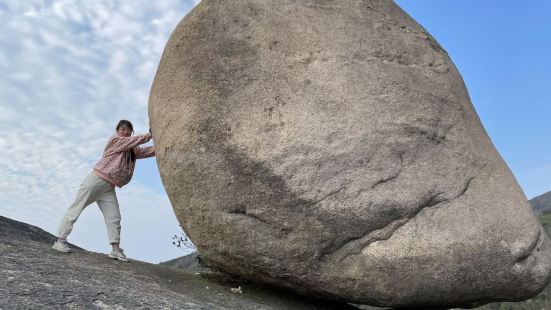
[52,120,155,262]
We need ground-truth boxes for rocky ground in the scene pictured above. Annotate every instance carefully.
[3,212,549,310]
[0,215,361,310]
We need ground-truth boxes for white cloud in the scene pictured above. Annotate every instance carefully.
[0,0,197,263]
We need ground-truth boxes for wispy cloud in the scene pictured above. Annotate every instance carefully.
[0,0,196,263]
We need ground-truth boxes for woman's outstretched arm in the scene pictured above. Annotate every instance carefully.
[134,146,155,159]
[105,133,152,155]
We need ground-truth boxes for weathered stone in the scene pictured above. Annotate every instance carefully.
[148,0,551,307]
[0,216,359,310]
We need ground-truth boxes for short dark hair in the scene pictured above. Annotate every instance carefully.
[116,119,134,132]
[116,120,136,163]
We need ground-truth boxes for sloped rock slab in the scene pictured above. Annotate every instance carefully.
[0,216,358,309]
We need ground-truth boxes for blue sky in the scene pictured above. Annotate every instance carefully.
[1,0,549,264]
[394,1,551,199]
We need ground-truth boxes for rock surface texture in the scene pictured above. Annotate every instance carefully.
[0,216,358,310]
[148,0,551,308]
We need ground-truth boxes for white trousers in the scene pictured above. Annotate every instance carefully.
[56,172,121,244]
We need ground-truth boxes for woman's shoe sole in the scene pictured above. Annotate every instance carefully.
[108,254,129,262]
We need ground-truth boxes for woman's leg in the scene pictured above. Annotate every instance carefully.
[56,173,104,240]
[97,187,129,261]
[96,186,121,249]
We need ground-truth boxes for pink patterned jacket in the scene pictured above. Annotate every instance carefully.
[92,133,155,188]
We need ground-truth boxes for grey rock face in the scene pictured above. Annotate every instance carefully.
[0,216,358,310]
[148,0,551,307]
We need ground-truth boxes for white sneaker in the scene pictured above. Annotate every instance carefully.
[109,248,129,262]
[52,240,71,253]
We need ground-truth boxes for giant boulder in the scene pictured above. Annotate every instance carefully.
[148,0,551,308]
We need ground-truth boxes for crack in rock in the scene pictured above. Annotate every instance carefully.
[226,206,269,225]
[305,185,348,209]
[321,176,476,263]
[515,226,542,264]
[370,168,402,190]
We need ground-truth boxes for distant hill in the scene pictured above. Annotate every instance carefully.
[530,191,551,215]
[159,251,211,273]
